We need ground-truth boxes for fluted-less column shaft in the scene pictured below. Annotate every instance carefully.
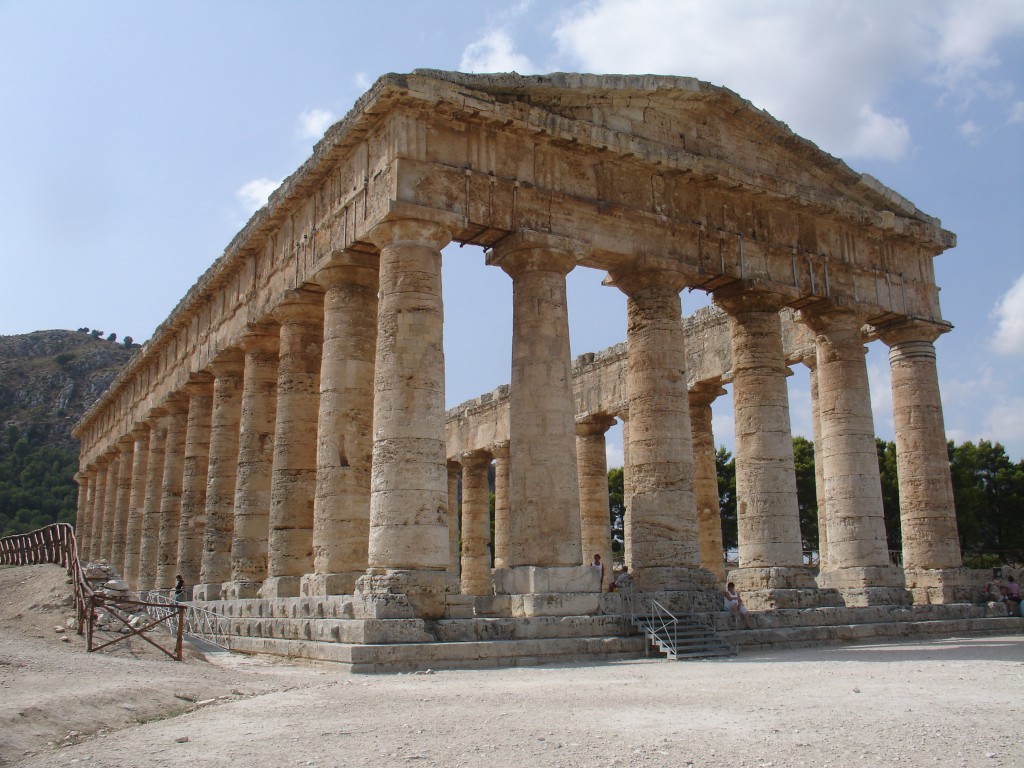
[447,461,462,579]
[460,452,493,596]
[366,220,452,572]
[576,415,615,587]
[490,234,581,568]
[138,410,167,591]
[198,354,245,597]
[880,321,961,571]
[73,471,92,559]
[715,290,804,574]
[263,290,323,598]
[227,326,279,597]
[689,384,726,582]
[122,426,150,589]
[110,438,135,572]
[176,374,214,588]
[157,398,190,589]
[613,268,703,588]
[800,307,898,603]
[306,255,379,595]
[491,443,510,570]
[100,452,120,563]
[804,355,829,570]
[89,460,109,562]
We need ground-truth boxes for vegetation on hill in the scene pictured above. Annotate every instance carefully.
[0,330,137,537]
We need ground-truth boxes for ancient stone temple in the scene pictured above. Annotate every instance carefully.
[73,71,968,668]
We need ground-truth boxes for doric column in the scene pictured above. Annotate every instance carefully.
[688,382,726,583]
[303,253,379,596]
[799,306,906,605]
[156,396,190,589]
[802,353,829,571]
[122,424,150,589]
[110,437,135,573]
[491,442,510,570]
[100,449,121,563]
[89,457,110,562]
[607,265,712,591]
[73,470,93,561]
[195,351,245,600]
[879,319,962,603]
[176,373,214,589]
[488,232,582,573]
[459,450,493,596]
[447,460,462,580]
[137,408,167,591]
[225,324,279,599]
[714,288,814,603]
[262,289,323,598]
[357,218,453,619]
[576,414,615,591]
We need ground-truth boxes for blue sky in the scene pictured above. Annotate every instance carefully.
[1,1,1022,463]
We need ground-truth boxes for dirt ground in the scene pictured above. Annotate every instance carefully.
[2,564,1022,768]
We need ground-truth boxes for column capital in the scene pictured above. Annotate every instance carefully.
[130,423,150,441]
[367,218,451,251]
[688,381,727,407]
[182,371,215,397]
[74,471,88,484]
[796,304,869,337]
[458,449,492,468]
[486,231,584,277]
[313,250,379,290]
[237,322,280,354]
[146,406,168,422]
[208,348,246,378]
[876,317,952,347]
[115,435,134,453]
[712,285,788,316]
[273,287,324,323]
[575,412,617,436]
[603,256,698,296]
[488,440,510,459]
[162,393,191,415]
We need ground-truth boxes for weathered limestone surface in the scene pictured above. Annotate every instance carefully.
[121,425,150,589]
[263,290,323,599]
[490,233,583,570]
[196,353,245,599]
[71,72,961,648]
[137,409,167,591]
[225,326,279,599]
[459,451,493,596]
[176,374,214,588]
[576,414,615,587]
[304,254,378,597]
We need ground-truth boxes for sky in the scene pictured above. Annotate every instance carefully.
[1,0,1022,464]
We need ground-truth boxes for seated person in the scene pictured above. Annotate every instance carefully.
[609,566,632,592]
[1002,575,1021,616]
[982,581,1005,603]
[724,581,752,629]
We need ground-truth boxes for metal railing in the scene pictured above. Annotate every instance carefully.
[141,590,234,651]
[621,584,738,659]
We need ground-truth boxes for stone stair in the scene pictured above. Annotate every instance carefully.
[637,613,736,660]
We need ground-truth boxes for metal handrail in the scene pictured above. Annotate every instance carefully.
[621,584,738,658]
[141,590,234,650]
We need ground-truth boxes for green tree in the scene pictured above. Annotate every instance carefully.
[716,446,737,549]
[792,436,819,551]
[876,438,901,554]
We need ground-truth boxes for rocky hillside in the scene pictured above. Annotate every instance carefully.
[0,330,138,453]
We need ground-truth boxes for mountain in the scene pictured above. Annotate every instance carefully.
[0,329,138,536]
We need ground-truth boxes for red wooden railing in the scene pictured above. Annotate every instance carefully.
[0,523,93,634]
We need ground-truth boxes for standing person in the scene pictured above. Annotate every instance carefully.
[1002,574,1021,616]
[174,574,186,602]
[591,553,605,592]
[724,581,751,629]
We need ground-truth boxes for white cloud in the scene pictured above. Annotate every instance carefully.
[992,273,1024,355]
[868,358,894,437]
[958,119,983,143]
[353,71,372,92]
[984,396,1024,446]
[605,439,624,468]
[552,0,1024,161]
[236,178,280,215]
[460,30,534,74]
[1009,101,1024,124]
[297,109,336,140]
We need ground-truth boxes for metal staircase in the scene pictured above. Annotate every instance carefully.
[622,587,737,660]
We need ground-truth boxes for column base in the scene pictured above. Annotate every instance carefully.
[726,566,838,610]
[634,565,719,593]
[353,569,455,620]
[904,567,972,605]
[300,571,362,597]
[221,580,263,600]
[259,576,303,599]
[191,582,224,601]
[493,565,599,595]
[818,565,911,606]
